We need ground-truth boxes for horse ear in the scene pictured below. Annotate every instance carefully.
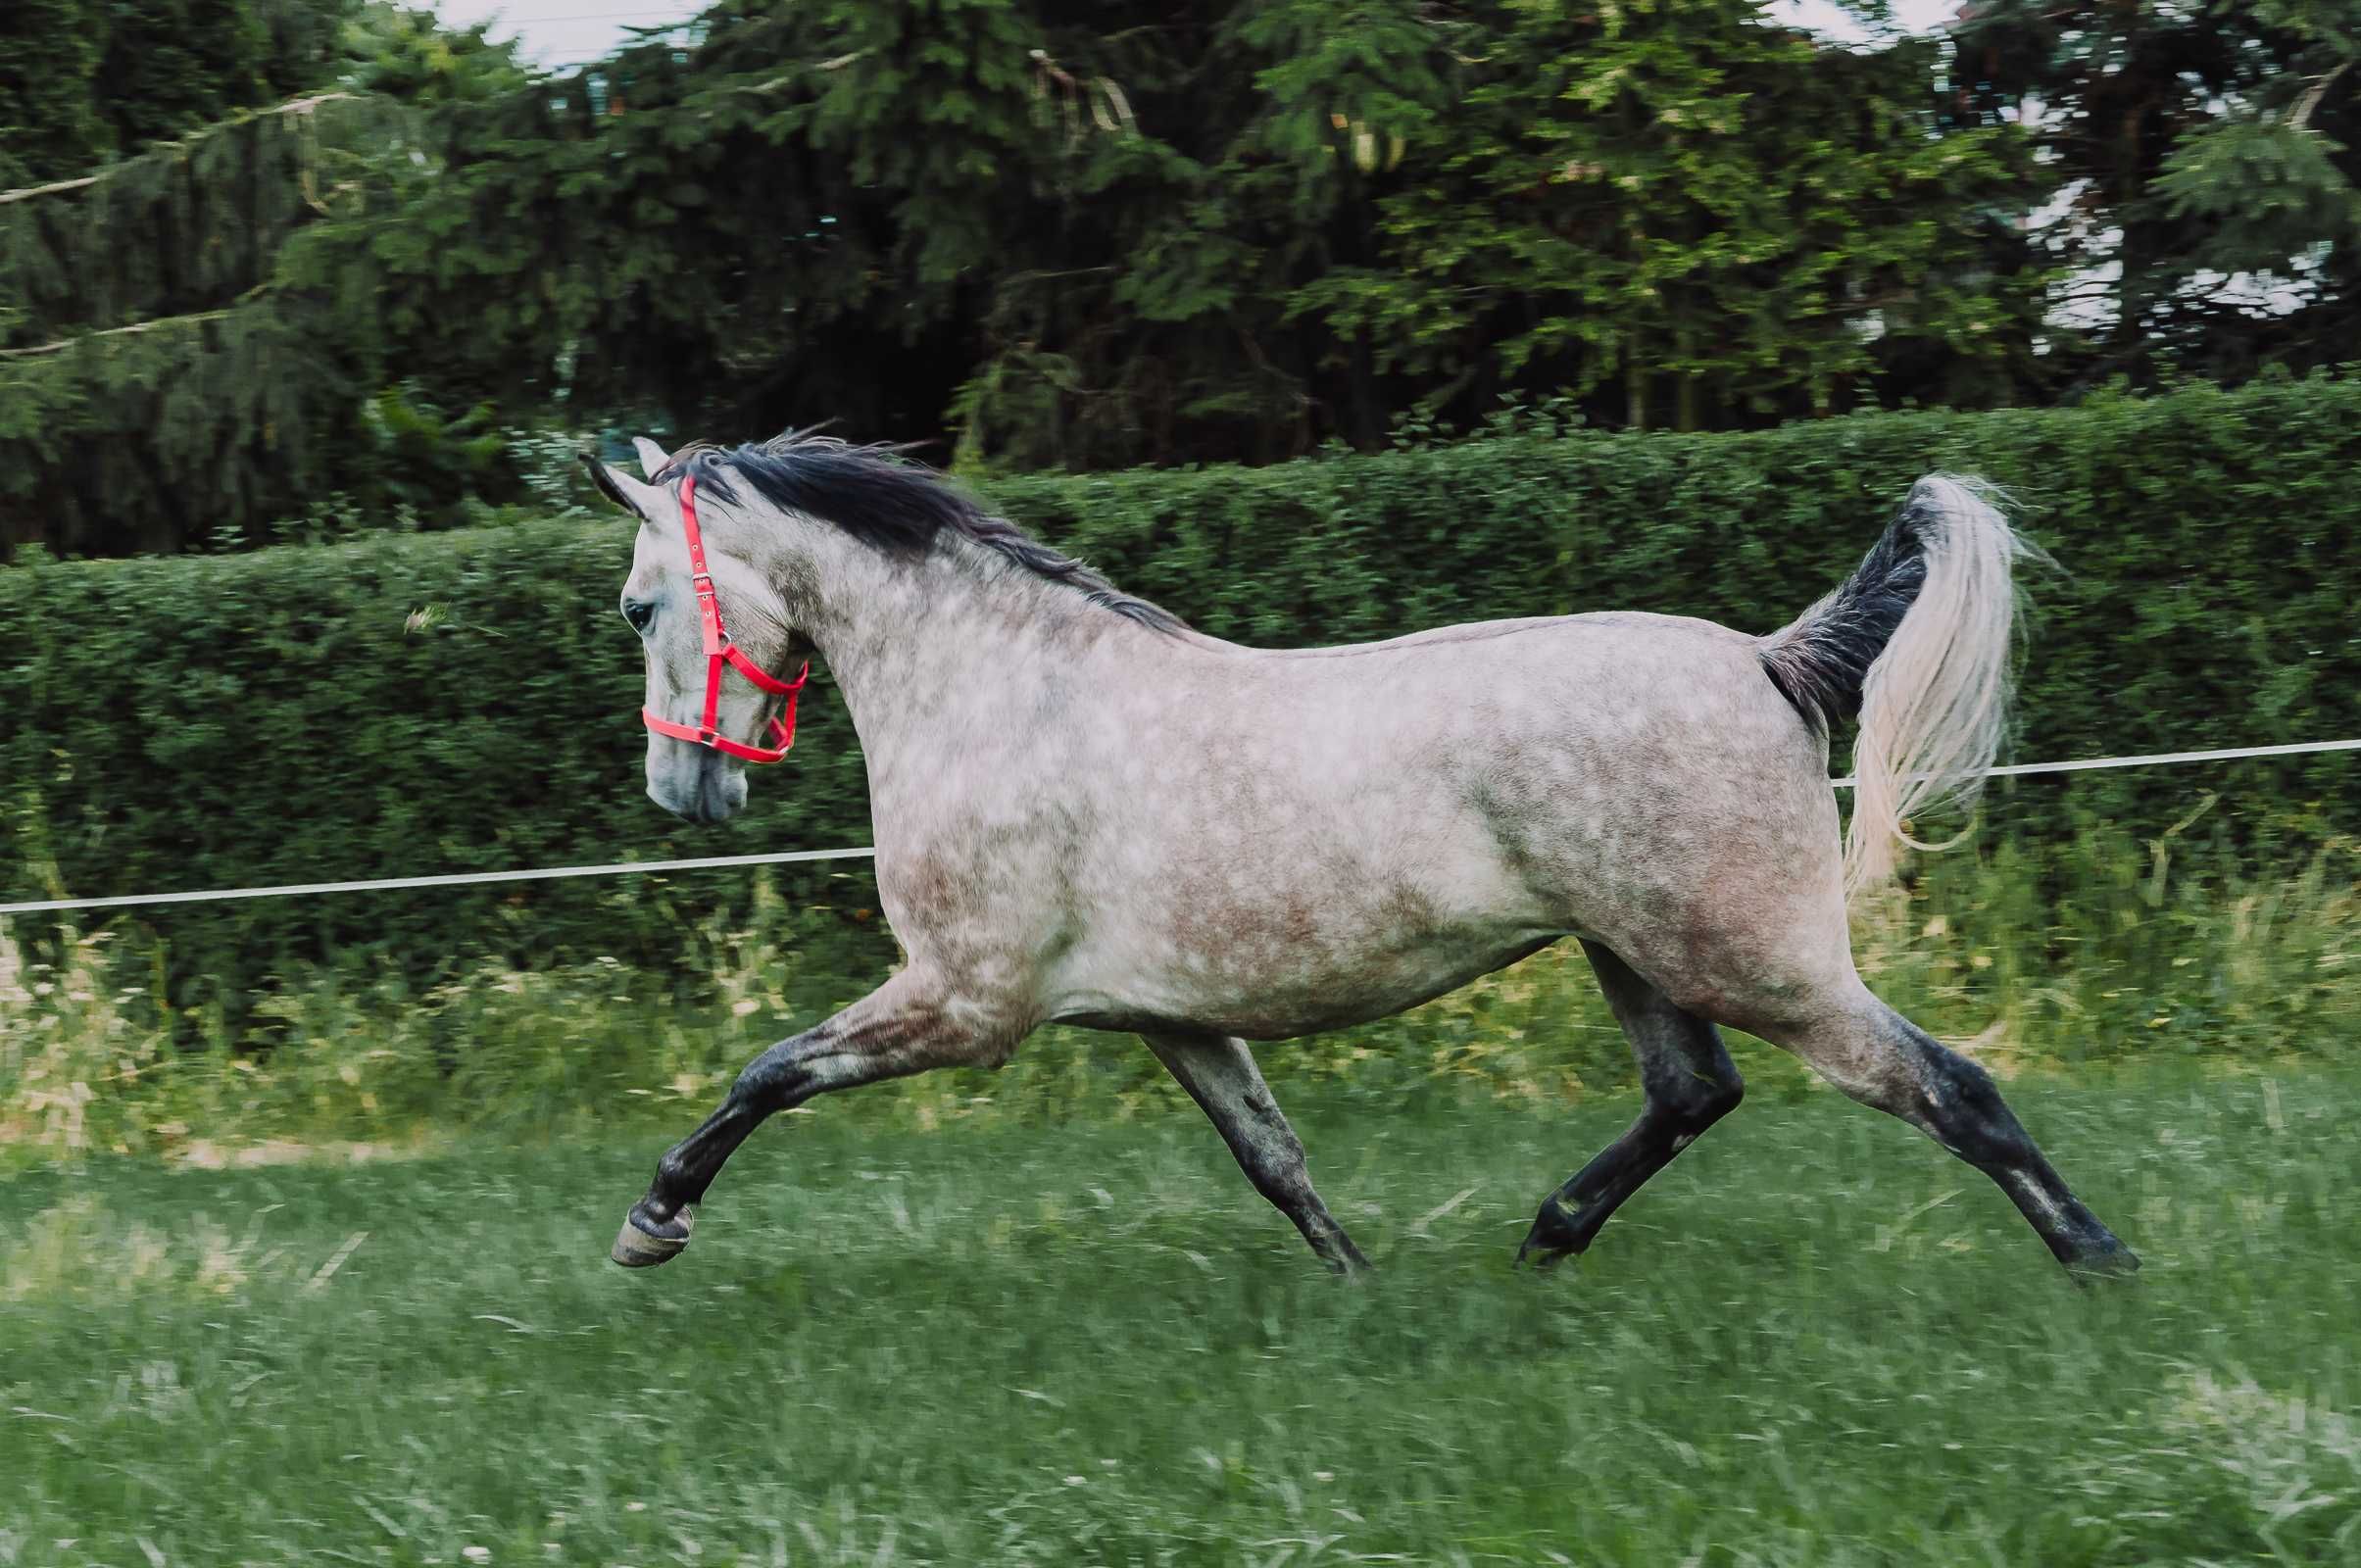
[631,436,674,480]
[581,454,664,522]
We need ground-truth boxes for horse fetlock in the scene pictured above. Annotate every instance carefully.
[1327,1237,1375,1277]
[653,1150,703,1195]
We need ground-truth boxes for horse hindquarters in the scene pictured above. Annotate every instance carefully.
[1595,474,2132,1275]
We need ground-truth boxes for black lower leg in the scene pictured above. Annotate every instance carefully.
[1144,1032,1369,1274]
[1520,942,1743,1267]
[1518,1090,1738,1266]
[615,975,989,1268]
[1254,1162,1369,1274]
[1204,1095,1370,1274]
[630,1022,859,1232]
[1908,1036,2136,1274]
[634,1098,766,1232]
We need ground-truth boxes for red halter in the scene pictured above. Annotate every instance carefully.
[641,473,810,763]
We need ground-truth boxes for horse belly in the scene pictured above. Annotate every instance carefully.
[1047,900,1565,1042]
[1228,931,1564,1039]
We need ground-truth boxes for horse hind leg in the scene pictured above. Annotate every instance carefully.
[1517,940,1745,1268]
[1759,987,2139,1277]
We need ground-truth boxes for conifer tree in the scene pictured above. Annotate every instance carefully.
[20,0,2354,554]
[1955,0,2361,382]
[306,0,2045,468]
[1285,0,2043,430]
[0,1,114,188]
[1,0,387,554]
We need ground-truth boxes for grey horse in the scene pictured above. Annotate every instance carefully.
[588,433,2137,1280]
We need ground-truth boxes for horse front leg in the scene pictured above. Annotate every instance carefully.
[1142,1031,1370,1275]
[612,969,1022,1267]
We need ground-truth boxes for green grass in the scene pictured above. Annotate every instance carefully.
[4,1062,2356,1565]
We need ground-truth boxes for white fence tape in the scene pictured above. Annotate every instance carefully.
[1827,736,2361,789]
[0,848,874,917]
[3,738,2354,917]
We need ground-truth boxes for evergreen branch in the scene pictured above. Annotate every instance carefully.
[0,92,362,207]
[2290,63,2350,131]
[0,171,106,205]
[0,288,269,358]
[733,50,870,96]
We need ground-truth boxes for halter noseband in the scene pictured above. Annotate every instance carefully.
[641,472,810,763]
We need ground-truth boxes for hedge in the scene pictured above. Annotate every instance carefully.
[3,377,2356,1018]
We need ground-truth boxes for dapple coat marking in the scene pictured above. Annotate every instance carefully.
[589,435,2135,1280]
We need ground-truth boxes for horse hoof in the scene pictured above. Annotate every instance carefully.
[1514,1200,1581,1270]
[1513,1235,1573,1272]
[2066,1239,2141,1283]
[611,1205,693,1268]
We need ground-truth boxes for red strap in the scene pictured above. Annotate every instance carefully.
[643,697,801,763]
[641,473,811,762]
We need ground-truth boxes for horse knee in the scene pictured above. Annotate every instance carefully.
[1695,1068,1745,1125]
[730,1047,798,1106]
[1645,1059,1743,1140]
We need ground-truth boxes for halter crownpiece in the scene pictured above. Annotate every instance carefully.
[641,472,810,763]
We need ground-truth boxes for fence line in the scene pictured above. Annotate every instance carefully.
[1826,736,2361,788]
[3,738,2355,917]
[0,848,875,917]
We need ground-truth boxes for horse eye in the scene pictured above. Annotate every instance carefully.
[621,598,656,634]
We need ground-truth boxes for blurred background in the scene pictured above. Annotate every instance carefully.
[1,5,2357,1562]
[8,0,2361,553]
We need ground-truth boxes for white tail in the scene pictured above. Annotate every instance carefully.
[1845,476,2041,894]
[1757,475,2044,898]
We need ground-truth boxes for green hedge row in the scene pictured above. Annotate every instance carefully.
[4,378,2356,1018]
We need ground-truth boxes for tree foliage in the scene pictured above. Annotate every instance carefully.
[1289,1,2044,432]
[1955,0,2361,384]
[0,0,357,185]
[0,5,508,553]
[0,91,417,552]
[293,0,2050,473]
[8,1,2361,556]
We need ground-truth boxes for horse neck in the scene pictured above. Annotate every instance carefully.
[768,525,1129,757]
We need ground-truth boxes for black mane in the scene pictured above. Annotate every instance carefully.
[659,432,1185,634]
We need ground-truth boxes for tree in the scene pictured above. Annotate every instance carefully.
[0,0,355,185]
[0,1,113,189]
[1290,0,2045,431]
[0,2,419,554]
[1953,0,2361,384]
[41,0,2336,556]
[310,0,2045,468]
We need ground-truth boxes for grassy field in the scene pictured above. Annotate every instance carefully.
[3,1060,2355,1566]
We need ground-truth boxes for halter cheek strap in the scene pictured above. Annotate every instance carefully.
[641,473,810,764]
